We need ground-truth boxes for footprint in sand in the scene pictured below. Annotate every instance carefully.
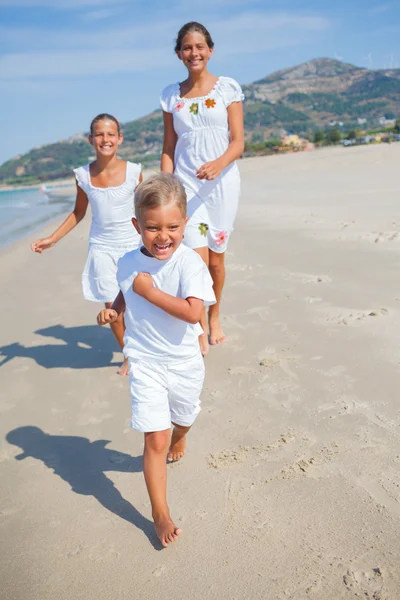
[207,432,297,469]
[283,271,332,285]
[329,307,389,326]
[343,567,389,599]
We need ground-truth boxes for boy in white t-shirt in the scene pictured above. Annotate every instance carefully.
[97,173,215,547]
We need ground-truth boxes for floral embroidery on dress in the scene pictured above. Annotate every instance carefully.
[205,98,216,109]
[174,101,185,113]
[199,223,209,237]
[215,230,228,246]
[189,102,199,115]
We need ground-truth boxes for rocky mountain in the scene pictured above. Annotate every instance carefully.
[2,58,400,184]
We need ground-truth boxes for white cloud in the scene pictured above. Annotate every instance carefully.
[0,0,129,6]
[81,8,119,21]
[0,10,332,79]
[367,3,396,15]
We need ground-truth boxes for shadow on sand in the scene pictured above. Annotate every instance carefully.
[0,324,120,370]
[6,426,160,548]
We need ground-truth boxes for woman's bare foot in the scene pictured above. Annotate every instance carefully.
[209,314,226,346]
[117,357,129,376]
[199,333,209,356]
[154,513,182,547]
[167,426,187,462]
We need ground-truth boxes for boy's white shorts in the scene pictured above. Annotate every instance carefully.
[128,353,205,432]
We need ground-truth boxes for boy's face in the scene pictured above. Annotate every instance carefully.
[133,202,187,261]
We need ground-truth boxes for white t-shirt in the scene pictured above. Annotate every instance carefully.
[117,244,216,360]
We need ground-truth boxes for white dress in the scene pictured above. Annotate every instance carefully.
[73,161,141,303]
[160,76,244,253]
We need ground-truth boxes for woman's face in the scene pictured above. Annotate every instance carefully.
[176,31,213,73]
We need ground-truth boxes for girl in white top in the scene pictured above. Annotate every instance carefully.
[31,114,142,375]
[161,22,244,356]
[97,173,215,547]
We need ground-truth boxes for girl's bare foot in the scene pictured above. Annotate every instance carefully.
[154,514,182,547]
[167,426,187,462]
[209,315,226,345]
[199,333,209,356]
[117,357,129,376]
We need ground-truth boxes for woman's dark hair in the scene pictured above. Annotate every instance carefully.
[90,113,120,136]
[175,22,214,52]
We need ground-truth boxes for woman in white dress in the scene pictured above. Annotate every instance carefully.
[160,22,244,355]
[31,114,142,375]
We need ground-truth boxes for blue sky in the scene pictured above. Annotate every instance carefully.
[2,0,400,165]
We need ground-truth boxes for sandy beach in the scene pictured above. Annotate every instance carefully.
[1,143,400,599]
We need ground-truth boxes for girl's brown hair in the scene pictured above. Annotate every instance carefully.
[175,22,214,53]
[90,113,121,135]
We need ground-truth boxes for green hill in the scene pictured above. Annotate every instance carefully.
[2,58,400,185]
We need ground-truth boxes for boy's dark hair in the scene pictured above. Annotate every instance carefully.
[175,22,214,53]
[90,113,121,136]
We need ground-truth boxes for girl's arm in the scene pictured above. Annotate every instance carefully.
[31,183,89,253]
[134,273,203,324]
[160,111,177,173]
[197,102,245,180]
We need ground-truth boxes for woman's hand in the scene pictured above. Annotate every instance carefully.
[30,237,56,253]
[133,272,154,298]
[196,159,224,181]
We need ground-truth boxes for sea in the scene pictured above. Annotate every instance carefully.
[0,187,75,248]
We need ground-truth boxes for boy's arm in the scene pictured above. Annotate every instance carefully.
[134,273,202,324]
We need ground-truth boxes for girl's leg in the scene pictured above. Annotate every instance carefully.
[193,246,210,356]
[104,301,128,376]
[143,429,182,546]
[168,423,191,462]
[208,250,226,345]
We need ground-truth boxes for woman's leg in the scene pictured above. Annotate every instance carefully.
[104,301,128,376]
[208,250,226,345]
[193,246,210,356]
[143,429,182,546]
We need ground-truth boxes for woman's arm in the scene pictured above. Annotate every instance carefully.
[31,182,89,252]
[197,101,244,180]
[160,111,177,173]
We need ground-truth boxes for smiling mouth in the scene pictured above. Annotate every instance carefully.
[154,243,172,253]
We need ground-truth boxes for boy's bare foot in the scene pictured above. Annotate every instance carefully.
[167,426,187,462]
[117,357,129,376]
[199,333,209,356]
[154,514,182,547]
[209,315,226,346]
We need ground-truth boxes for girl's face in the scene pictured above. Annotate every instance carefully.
[133,202,188,261]
[176,31,213,73]
[88,120,123,157]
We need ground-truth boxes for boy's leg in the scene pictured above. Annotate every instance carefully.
[143,429,182,547]
[168,423,191,462]
[104,301,128,376]
[208,250,226,345]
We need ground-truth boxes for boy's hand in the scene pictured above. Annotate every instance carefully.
[97,309,118,326]
[133,272,154,298]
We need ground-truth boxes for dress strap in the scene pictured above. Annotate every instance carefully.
[126,161,142,187]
